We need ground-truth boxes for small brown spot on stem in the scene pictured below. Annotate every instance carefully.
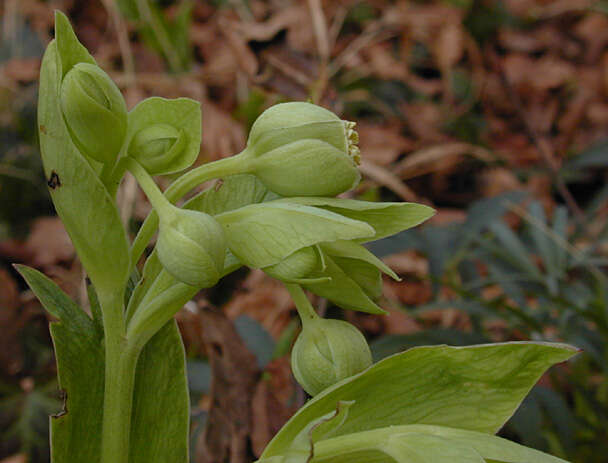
[47,171,61,189]
[39,124,47,134]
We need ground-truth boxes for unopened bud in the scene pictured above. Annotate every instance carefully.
[157,208,226,287]
[291,318,372,396]
[128,123,187,174]
[60,63,127,163]
[243,102,361,197]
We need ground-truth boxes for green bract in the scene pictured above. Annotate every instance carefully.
[157,206,226,287]
[291,318,372,396]
[241,102,361,196]
[61,62,127,163]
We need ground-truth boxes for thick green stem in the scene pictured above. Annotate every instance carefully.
[129,152,249,271]
[285,283,319,327]
[98,291,139,463]
[101,343,140,463]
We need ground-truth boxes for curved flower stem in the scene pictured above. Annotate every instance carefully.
[285,283,319,327]
[125,157,173,217]
[129,152,249,271]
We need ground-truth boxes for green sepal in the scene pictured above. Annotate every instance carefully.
[322,240,400,280]
[304,255,386,314]
[184,174,272,216]
[126,97,202,175]
[332,257,383,300]
[215,202,375,269]
[276,198,435,243]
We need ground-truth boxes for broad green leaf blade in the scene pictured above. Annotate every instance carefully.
[304,255,386,314]
[277,198,435,242]
[261,342,578,459]
[383,433,484,463]
[216,202,375,268]
[16,265,105,463]
[130,320,190,463]
[38,40,129,294]
[311,425,568,463]
[394,425,569,463]
[126,97,201,175]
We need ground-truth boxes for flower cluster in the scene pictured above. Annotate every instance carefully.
[58,37,433,395]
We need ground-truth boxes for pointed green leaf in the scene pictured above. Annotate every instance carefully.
[54,11,96,78]
[130,320,190,463]
[276,198,435,242]
[38,39,129,294]
[17,265,190,463]
[304,255,386,314]
[322,240,400,280]
[16,265,104,462]
[261,342,578,459]
[216,202,375,268]
[332,257,383,300]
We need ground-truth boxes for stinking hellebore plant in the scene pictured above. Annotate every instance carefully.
[19,11,579,463]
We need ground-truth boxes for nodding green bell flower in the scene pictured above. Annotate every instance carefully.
[156,207,227,287]
[60,62,127,163]
[241,102,361,197]
[263,246,319,282]
[291,317,372,396]
[128,123,187,174]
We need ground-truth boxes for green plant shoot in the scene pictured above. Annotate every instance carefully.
[19,11,579,463]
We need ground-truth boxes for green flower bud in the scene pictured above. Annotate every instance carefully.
[291,318,372,396]
[60,63,127,163]
[128,123,187,174]
[263,246,318,281]
[156,207,226,287]
[243,102,361,197]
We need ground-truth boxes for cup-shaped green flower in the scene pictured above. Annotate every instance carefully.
[291,317,372,396]
[60,62,127,163]
[128,123,187,174]
[156,206,227,287]
[241,102,361,197]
